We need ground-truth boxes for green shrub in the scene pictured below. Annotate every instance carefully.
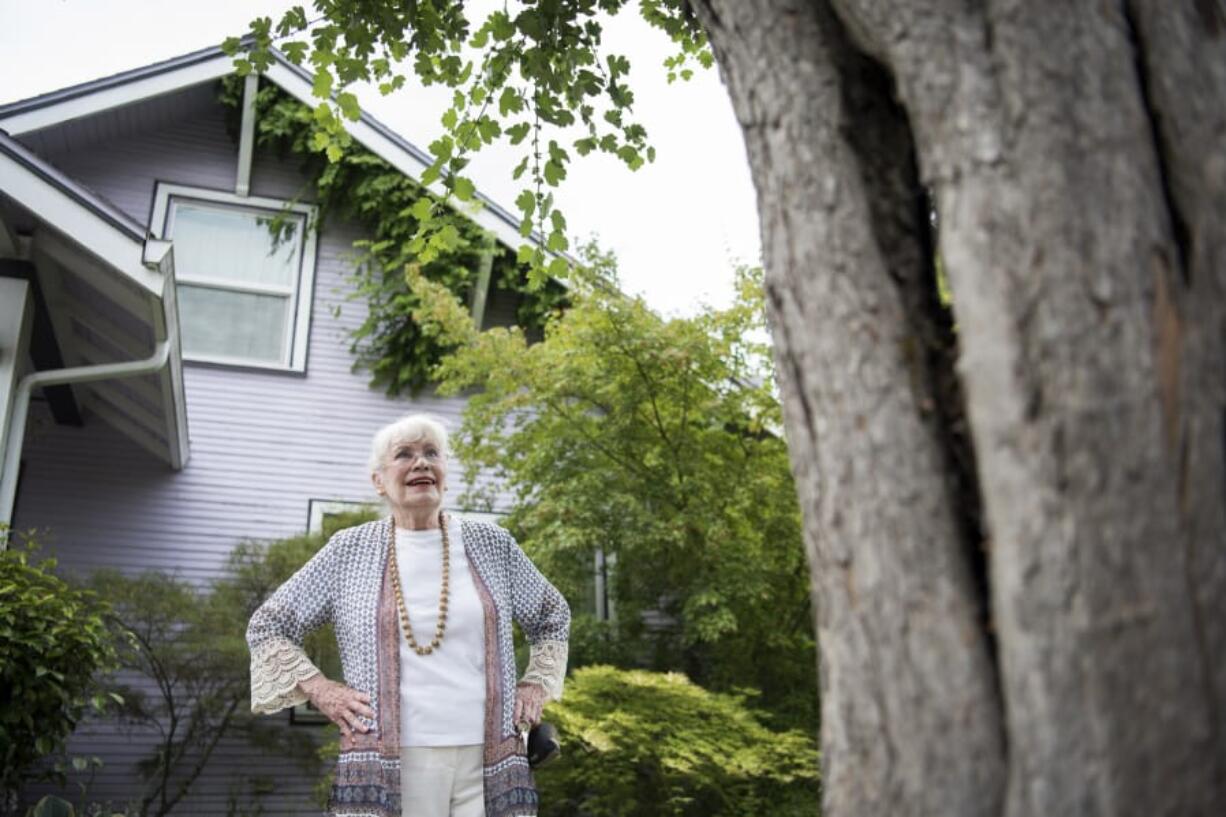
[89,525,358,817]
[0,532,121,803]
[415,260,817,730]
[536,666,819,817]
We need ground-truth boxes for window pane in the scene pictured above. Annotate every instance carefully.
[172,202,302,288]
[178,285,289,363]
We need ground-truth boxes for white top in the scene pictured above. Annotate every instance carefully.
[395,517,486,746]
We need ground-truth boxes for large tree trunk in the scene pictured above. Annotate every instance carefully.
[691,1,1226,815]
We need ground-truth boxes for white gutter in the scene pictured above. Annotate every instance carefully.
[0,339,171,529]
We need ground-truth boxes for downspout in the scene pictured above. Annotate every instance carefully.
[0,339,171,530]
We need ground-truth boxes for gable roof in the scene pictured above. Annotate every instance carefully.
[0,44,532,252]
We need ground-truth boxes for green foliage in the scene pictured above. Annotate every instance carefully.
[536,666,819,817]
[91,569,251,817]
[0,530,121,802]
[217,77,566,395]
[411,249,816,726]
[228,1,710,286]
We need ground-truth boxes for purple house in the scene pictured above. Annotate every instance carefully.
[0,46,542,813]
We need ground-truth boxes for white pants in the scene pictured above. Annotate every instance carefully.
[400,745,485,817]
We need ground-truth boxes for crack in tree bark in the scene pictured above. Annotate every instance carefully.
[1116,1,1226,800]
[825,0,1002,724]
[764,278,820,450]
[1121,0,1193,285]
[1194,0,1225,37]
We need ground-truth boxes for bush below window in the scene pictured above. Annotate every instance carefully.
[535,666,820,817]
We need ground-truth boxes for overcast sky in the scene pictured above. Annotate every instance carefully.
[0,0,761,316]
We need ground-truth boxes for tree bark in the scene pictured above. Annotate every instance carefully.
[693,0,1226,815]
[691,1,1005,814]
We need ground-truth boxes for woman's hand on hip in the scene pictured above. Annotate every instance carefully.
[299,674,374,739]
[513,682,548,731]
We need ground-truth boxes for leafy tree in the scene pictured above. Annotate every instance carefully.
[409,249,814,725]
[88,530,349,817]
[535,665,819,817]
[233,2,1226,813]
[0,531,120,815]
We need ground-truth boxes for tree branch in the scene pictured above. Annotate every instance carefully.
[162,696,243,816]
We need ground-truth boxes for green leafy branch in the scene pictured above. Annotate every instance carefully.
[223,1,712,289]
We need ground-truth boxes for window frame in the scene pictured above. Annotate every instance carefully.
[150,183,318,372]
[305,498,504,536]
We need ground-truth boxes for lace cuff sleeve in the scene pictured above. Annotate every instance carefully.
[250,637,323,714]
[519,639,568,702]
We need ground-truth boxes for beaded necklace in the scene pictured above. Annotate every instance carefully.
[387,511,450,655]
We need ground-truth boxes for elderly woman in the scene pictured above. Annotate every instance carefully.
[247,414,570,817]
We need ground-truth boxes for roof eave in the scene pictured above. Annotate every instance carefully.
[0,130,189,470]
[0,45,572,261]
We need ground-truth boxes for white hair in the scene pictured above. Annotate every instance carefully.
[368,413,450,474]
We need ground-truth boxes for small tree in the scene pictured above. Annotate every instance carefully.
[412,252,815,726]
[0,530,120,815]
[90,529,353,817]
[92,570,249,817]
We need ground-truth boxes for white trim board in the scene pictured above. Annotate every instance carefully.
[0,53,233,135]
[0,144,161,296]
[307,499,381,535]
[0,279,33,490]
[235,73,259,197]
[146,240,190,470]
[306,498,504,535]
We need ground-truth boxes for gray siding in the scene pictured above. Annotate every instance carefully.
[14,100,513,814]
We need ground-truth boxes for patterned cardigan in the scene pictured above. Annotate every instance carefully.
[246,517,570,817]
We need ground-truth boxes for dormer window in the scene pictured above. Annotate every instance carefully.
[151,184,318,371]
